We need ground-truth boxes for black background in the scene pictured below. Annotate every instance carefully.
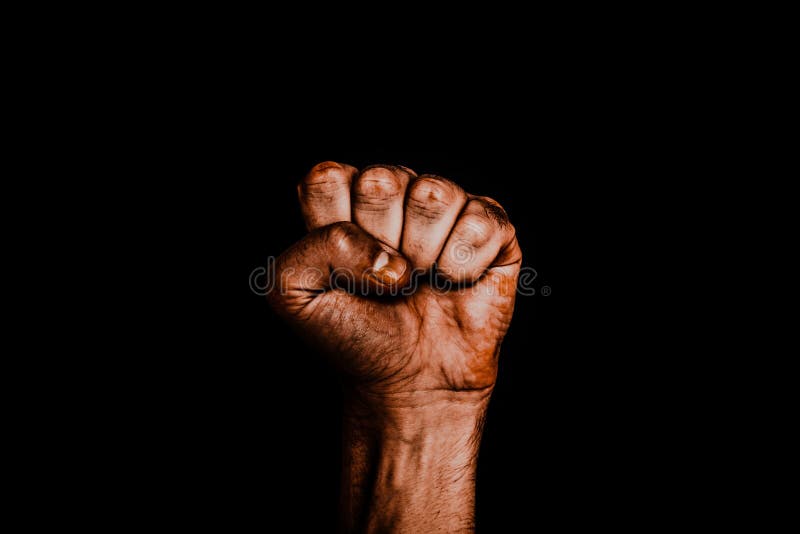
[68,23,706,530]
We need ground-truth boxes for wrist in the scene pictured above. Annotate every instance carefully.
[347,386,489,435]
[341,390,490,533]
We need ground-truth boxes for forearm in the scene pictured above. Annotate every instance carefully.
[340,391,490,533]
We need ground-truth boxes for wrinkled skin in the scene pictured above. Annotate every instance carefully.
[269,162,522,401]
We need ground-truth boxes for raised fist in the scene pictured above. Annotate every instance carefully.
[269,161,521,401]
[268,162,522,532]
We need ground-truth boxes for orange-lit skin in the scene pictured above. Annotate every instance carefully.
[269,162,522,533]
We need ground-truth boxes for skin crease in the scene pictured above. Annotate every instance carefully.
[269,162,522,533]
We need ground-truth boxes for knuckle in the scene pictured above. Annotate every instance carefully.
[300,161,352,195]
[467,197,510,227]
[456,213,496,247]
[354,167,403,200]
[407,176,458,217]
[410,176,454,204]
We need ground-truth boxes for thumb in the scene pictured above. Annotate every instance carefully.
[268,222,410,314]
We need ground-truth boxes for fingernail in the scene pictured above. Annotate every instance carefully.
[372,252,406,285]
[373,251,390,271]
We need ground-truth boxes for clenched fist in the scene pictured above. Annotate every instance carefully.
[268,162,522,533]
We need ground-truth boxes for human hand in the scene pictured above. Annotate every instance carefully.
[268,162,522,532]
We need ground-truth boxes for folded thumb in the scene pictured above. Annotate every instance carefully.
[268,222,410,314]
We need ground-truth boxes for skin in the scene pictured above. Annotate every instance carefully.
[269,162,522,533]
